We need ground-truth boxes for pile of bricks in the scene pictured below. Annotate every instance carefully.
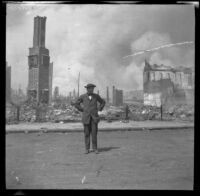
[128,104,161,121]
[163,104,194,121]
[6,100,194,124]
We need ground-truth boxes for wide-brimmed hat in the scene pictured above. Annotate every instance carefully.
[84,83,96,88]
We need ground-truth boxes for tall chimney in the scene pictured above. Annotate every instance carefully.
[113,86,115,105]
[106,86,109,103]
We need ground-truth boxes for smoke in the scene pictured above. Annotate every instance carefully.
[6,4,195,96]
[124,41,193,58]
[130,31,194,68]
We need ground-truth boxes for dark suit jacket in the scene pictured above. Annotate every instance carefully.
[74,93,105,125]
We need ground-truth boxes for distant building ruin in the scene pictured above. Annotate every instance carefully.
[27,16,53,104]
[143,60,194,107]
[113,86,123,106]
[53,86,59,100]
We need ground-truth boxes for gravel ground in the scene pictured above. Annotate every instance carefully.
[6,128,194,189]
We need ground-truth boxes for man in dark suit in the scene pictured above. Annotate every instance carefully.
[74,84,105,154]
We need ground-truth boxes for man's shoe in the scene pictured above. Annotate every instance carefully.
[85,150,89,154]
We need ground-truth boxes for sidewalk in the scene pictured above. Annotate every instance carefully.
[6,120,194,133]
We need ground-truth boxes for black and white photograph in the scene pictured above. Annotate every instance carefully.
[5,1,196,190]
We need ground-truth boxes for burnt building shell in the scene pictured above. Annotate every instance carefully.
[143,60,194,107]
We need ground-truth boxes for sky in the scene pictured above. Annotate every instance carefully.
[6,3,195,97]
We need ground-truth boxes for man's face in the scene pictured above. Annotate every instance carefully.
[87,87,94,94]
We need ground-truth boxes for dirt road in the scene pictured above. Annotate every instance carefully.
[6,129,194,189]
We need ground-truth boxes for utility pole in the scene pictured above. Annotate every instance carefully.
[77,72,80,98]
[106,86,109,103]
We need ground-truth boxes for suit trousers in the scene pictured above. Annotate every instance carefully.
[83,116,98,150]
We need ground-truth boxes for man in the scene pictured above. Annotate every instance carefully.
[74,84,105,154]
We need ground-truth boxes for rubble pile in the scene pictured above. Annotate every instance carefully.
[100,103,194,122]
[163,104,194,121]
[48,105,82,123]
[98,106,124,121]
[6,99,194,124]
[19,102,82,123]
[20,102,36,122]
[127,103,194,121]
[127,104,161,121]
[6,104,17,124]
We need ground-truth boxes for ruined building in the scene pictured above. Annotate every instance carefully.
[143,60,194,107]
[27,16,53,104]
[6,62,11,102]
[113,86,123,106]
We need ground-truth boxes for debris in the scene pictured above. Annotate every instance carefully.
[6,97,193,124]
[15,176,21,184]
[142,110,146,114]
[180,114,186,119]
[81,176,86,184]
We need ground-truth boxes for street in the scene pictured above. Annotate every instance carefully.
[6,129,194,189]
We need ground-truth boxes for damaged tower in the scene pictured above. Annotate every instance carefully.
[27,16,53,104]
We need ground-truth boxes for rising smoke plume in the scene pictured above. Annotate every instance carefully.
[6,4,195,96]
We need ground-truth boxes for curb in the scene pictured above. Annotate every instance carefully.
[6,126,194,134]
